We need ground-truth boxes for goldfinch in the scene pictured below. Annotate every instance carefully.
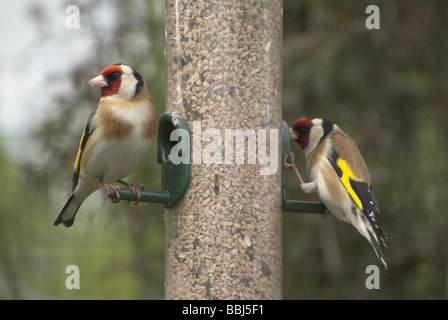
[285,117,388,270]
[54,63,157,227]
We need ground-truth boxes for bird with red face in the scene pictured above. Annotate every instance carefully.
[285,117,388,270]
[54,63,157,227]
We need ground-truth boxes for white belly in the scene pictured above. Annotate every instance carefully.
[82,128,154,185]
[309,162,352,224]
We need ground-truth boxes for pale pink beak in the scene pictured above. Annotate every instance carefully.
[87,75,108,87]
[290,127,299,141]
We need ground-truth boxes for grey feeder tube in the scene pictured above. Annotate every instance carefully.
[165,0,283,299]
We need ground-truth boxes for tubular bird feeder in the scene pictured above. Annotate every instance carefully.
[164,0,284,299]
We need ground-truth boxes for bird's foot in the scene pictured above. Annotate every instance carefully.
[100,179,122,203]
[118,180,144,204]
[284,151,305,185]
[283,151,296,169]
[321,209,330,219]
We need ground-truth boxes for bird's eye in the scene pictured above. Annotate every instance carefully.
[300,124,311,133]
[104,71,123,82]
[112,72,122,79]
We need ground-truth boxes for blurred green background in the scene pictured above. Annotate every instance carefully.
[1,0,447,299]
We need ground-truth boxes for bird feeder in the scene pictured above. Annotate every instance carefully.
[165,0,283,300]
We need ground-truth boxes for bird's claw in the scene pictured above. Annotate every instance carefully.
[99,178,122,203]
[106,185,122,203]
[118,180,144,204]
[128,183,144,205]
[284,151,297,169]
[284,151,306,185]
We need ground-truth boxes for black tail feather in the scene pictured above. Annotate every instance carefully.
[53,193,80,228]
[367,230,387,271]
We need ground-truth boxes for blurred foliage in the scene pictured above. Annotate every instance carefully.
[1,0,447,299]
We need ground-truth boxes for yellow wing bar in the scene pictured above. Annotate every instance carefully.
[336,158,363,210]
[74,130,86,175]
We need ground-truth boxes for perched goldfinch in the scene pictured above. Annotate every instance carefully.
[54,63,157,227]
[285,117,388,270]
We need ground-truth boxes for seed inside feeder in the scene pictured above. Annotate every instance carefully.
[165,0,283,300]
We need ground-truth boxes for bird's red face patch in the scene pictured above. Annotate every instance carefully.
[291,118,314,149]
[99,65,123,97]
